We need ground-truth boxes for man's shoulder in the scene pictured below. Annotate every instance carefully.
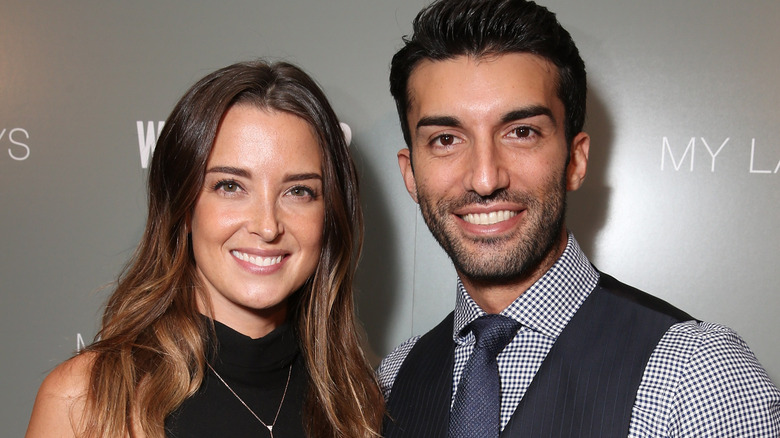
[376,311,456,399]
[632,320,780,436]
[595,272,694,322]
[655,319,768,374]
[377,335,421,399]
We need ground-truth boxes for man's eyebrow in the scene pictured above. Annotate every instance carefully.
[416,115,462,130]
[205,166,251,178]
[501,105,556,125]
[415,106,555,131]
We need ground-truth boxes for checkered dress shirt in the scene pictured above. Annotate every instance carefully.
[377,234,780,437]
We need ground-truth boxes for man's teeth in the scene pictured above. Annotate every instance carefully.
[231,250,283,267]
[461,210,517,225]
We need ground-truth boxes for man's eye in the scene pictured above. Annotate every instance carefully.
[432,134,461,147]
[513,127,532,138]
[439,134,455,145]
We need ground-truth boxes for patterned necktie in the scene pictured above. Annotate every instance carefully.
[448,314,522,438]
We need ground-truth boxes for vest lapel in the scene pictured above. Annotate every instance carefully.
[501,274,691,437]
[384,313,455,438]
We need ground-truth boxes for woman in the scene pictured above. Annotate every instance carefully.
[26,60,384,437]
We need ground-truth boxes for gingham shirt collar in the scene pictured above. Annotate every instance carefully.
[452,233,599,344]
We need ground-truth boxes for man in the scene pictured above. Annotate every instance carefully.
[377,0,780,437]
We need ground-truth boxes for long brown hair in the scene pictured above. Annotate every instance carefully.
[82,60,384,437]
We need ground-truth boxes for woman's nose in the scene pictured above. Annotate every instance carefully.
[248,201,283,242]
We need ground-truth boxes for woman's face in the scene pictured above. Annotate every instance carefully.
[190,104,325,338]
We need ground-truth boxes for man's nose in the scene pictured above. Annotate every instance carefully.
[465,140,510,197]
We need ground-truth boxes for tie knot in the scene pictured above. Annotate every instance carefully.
[468,314,521,357]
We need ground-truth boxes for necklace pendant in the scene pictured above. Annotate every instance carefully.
[207,362,290,438]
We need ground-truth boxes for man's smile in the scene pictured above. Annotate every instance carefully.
[460,210,518,225]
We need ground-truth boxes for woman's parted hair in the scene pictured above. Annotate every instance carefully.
[85,60,382,437]
[150,60,360,284]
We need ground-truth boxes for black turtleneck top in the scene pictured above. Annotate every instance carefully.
[165,319,307,437]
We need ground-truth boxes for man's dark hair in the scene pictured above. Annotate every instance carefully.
[389,0,587,148]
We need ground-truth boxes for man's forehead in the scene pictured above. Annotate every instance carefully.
[406,53,562,122]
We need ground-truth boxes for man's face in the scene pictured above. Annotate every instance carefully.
[398,53,589,288]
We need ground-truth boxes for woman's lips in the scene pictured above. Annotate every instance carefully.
[230,250,284,267]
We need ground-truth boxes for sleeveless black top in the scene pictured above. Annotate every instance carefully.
[165,319,307,437]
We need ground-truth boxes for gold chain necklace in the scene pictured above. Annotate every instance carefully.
[207,362,292,438]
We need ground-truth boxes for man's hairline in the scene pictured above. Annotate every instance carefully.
[402,52,571,153]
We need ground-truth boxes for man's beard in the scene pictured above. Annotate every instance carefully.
[417,173,566,284]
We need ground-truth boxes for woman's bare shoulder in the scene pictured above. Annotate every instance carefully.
[41,352,95,397]
[25,352,97,438]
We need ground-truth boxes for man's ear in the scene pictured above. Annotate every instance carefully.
[397,148,419,203]
[566,132,589,192]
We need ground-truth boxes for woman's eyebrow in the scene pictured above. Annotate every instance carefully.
[205,166,251,178]
[284,172,322,183]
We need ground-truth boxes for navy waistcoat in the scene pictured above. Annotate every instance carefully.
[384,273,693,438]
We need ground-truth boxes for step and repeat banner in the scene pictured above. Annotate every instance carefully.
[2,1,777,434]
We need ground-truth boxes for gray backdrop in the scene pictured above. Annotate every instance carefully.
[2,1,778,435]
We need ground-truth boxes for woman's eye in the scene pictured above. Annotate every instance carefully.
[288,186,316,198]
[214,180,241,193]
